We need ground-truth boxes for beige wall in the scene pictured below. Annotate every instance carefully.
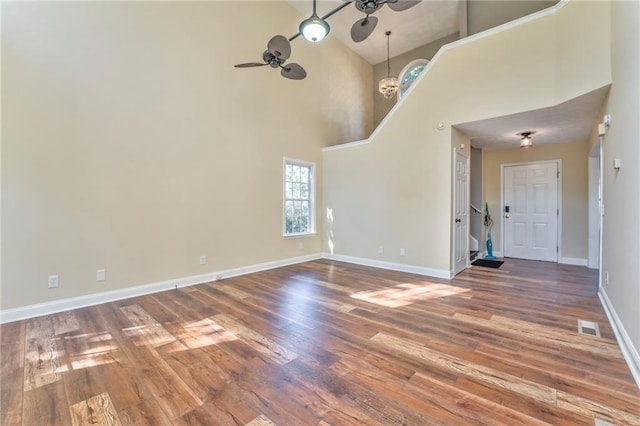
[372,0,561,129]
[595,0,640,380]
[467,0,558,35]
[324,0,610,276]
[482,141,590,260]
[372,33,459,128]
[1,1,373,310]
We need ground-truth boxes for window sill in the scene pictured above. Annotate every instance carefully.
[283,232,317,239]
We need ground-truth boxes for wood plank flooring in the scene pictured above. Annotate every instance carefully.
[2,258,640,425]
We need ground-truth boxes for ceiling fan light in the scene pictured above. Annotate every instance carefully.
[379,75,399,99]
[300,15,330,42]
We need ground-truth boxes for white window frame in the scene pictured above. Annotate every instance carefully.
[283,158,316,237]
[398,58,430,100]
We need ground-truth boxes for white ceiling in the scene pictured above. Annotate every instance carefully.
[286,1,461,65]
[454,86,610,149]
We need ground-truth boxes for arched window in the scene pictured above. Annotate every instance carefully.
[398,59,430,99]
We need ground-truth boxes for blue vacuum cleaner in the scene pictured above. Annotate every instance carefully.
[484,202,497,260]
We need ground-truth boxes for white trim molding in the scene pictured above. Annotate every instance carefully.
[599,287,640,390]
[559,257,588,266]
[322,253,452,279]
[0,253,323,324]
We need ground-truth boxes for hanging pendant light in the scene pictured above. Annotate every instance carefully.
[518,131,535,148]
[300,0,330,43]
[379,31,399,100]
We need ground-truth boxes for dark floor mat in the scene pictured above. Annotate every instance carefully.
[472,259,504,268]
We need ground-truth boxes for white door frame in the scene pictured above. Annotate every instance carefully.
[500,159,562,261]
[588,142,602,269]
[452,148,470,275]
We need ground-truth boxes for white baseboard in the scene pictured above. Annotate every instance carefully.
[0,253,323,324]
[560,257,588,266]
[322,253,452,279]
[599,286,640,390]
[479,253,587,266]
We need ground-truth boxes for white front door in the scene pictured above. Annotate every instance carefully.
[453,150,469,275]
[503,162,559,262]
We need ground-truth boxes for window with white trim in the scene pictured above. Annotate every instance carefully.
[398,58,430,99]
[284,159,315,236]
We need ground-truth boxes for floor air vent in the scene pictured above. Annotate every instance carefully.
[578,319,601,337]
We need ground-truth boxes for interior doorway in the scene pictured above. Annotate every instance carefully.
[502,161,560,262]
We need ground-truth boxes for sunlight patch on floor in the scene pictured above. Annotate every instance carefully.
[173,318,238,350]
[65,331,118,371]
[350,282,469,307]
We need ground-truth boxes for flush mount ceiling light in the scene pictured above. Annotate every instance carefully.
[518,131,535,148]
[379,31,399,100]
[299,0,330,42]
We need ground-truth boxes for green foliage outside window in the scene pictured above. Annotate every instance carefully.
[284,162,312,235]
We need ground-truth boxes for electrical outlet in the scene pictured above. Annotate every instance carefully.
[604,271,609,285]
[96,269,106,281]
[199,256,207,265]
[298,242,303,249]
[400,248,406,256]
[378,246,384,254]
[48,275,59,288]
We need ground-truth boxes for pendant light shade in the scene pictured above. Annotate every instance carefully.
[379,31,399,99]
[300,0,330,42]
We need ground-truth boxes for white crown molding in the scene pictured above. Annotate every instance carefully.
[599,287,640,390]
[0,253,323,324]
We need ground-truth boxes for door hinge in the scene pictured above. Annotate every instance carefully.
[557,209,559,215]
[557,171,560,178]
[557,245,559,253]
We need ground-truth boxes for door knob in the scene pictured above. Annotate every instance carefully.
[455,218,461,223]
[505,213,510,219]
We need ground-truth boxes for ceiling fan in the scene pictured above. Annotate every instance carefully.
[234,35,307,80]
[349,0,422,42]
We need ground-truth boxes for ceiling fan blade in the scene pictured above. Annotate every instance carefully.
[267,35,291,60]
[387,0,421,12]
[281,63,307,80]
[350,16,378,43]
[234,62,268,68]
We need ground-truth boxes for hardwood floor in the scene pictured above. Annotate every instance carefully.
[2,259,640,425]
